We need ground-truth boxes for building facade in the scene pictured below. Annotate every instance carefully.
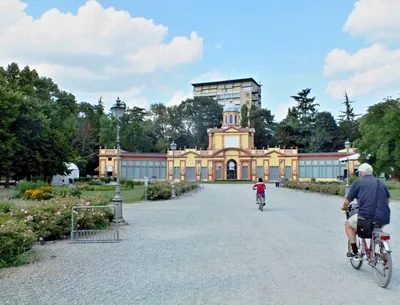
[97,104,358,182]
[192,78,262,109]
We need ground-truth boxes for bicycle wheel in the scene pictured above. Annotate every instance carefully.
[259,197,263,211]
[372,242,392,288]
[348,238,363,270]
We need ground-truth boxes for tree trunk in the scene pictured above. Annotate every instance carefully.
[4,171,10,188]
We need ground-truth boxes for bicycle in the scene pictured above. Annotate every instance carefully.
[346,203,393,288]
[256,193,265,211]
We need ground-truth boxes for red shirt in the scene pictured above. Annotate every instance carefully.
[254,182,266,194]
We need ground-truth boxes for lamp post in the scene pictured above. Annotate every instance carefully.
[344,139,351,197]
[111,97,126,223]
[170,140,177,198]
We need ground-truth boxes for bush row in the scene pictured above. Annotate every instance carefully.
[146,181,199,200]
[0,195,113,268]
[282,180,346,197]
[22,186,83,200]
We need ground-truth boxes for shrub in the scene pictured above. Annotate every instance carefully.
[51,187,82,198]
[0,214,36,268]
[16,180,49,197]
[146,181,198,201]
[0,202,15,213]
[88,179,104,185]
[385,181,400,190]
[147,182,172,200]
[0,194,114,267]
[348,175,359,185]
[282,180,345,197]
[85,185,117,191]
[23,186,54,200]
[99,177,111,184]
[74,177,92,182]
[121,179,134,189]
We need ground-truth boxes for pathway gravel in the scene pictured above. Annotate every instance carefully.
[1,184,399,305]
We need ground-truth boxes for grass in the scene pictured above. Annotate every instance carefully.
[0,187,16,200]
[82,185,145,203]
[390,190,400,201]
[0,184,146,205]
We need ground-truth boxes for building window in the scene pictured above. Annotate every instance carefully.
[121,159,167,180]
[298,159,343,179]
[234,115,237,124]
[201,167,208,179]
[229,114,233,124]
[225,115,227,123]
[108,157,112,161]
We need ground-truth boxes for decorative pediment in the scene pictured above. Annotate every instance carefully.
[211,148,251,157]
[260,150,286,157]
[178,151,203,158]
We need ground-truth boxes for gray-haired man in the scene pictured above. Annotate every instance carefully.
[341,163,391,258]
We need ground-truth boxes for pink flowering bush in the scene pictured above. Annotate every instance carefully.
[282,180,345,196]
[0,213,36,268]
[0,194,113,268]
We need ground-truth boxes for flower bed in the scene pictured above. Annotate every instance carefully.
[0,195,112,268]
[282,180,346,197]
[146,181,199,200]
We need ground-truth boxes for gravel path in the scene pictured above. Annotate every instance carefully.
[1,184,399,305]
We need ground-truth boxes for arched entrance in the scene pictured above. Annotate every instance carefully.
[226,159,237,180]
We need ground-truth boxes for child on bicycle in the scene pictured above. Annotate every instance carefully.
[253,177,266,206]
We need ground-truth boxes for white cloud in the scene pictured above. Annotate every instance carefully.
[343,0,400,43]
[324,0,400,99]
[0,0,203,106]
[324,44,400,77]
[215,42,223,49]
[166,90,193,106]
[274,103,294,122]
[191,70,246,84]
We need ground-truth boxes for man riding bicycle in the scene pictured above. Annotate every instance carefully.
[253,177,266,206]
[341,163,391,258]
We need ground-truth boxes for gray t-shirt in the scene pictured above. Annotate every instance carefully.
[346,175,391,224]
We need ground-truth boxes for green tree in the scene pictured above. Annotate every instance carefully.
[0,62,77,184]
[337,92,361,145]
[178,97,223,149]
[240,104,249,127]
[290,88,319,152]
[249,106,276,148]
[356,98,400,175]
[310,111,338,152]
[275,107,301,149]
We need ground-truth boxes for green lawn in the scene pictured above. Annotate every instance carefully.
[390,189,400,201]
[82,185,145,203]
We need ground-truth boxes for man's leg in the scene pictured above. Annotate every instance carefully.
[262,193,266,205]
[346,214,359,256]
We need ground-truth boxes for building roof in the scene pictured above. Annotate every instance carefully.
[191,77,261,87]
[223,103,240,112]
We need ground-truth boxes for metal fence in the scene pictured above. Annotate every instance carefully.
[70,205,121,243]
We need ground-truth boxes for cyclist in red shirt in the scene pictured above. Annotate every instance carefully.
[253,177,266,206]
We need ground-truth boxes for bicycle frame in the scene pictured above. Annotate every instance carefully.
[359,228,391,264]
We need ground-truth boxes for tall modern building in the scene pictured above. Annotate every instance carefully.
[191,77,262,109]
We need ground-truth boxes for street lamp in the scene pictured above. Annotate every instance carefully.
[111,97,126,223]
[170,140,177,198]
[344,139,351,197]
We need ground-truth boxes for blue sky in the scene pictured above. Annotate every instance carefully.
[6,0,399,121]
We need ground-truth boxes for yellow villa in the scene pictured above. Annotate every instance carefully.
[97,104,359,182]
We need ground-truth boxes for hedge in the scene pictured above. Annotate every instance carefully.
[146,181,199,200]
[282,180,346,197]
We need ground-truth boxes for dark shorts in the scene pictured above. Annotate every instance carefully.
[256,193,265,199]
